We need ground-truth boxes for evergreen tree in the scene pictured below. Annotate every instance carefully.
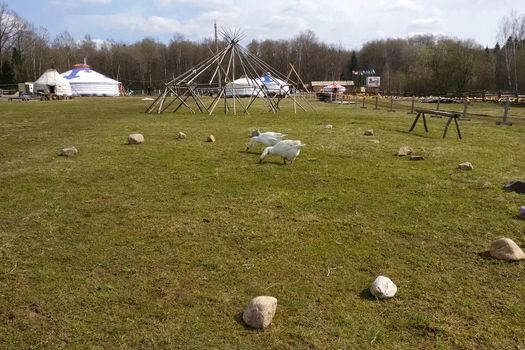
[0,61,15,84]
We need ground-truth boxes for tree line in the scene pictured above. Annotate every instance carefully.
[0,2,523,95]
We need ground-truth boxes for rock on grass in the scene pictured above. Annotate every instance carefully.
[242,296,277,329]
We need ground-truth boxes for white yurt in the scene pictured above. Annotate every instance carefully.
[34,69,72,97]
[323,83,346,93]
[225,77,262,98]
[61,64,120,96]
[255,73,289,96]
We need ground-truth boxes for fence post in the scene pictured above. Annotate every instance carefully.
[436,96,440,111]
[407,96,416,114]
[388,96,395,112]
[374,95,379,110]
[496,97,512,126]
[461,98,470,121]
[361,96,367,109]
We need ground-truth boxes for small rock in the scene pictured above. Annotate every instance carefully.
[397,146,412,156]
[519,206,525,219]
[207,135,215,143]
[458,162,473,170]
[58,146,78,157]
[176,132,187,139]
[489,237,525,261]
[364,129,374,136]
[368,139,380,144]
[504,180,525,194]
[242,296,277,329]
[128,133,144,144]
[409,155,425,161]
[325,124,333,129]
[370,276,397,299]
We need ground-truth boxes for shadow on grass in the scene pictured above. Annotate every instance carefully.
[477,249,525,261]
[393,129,434,139]
[239,150,260,155]
[360,288,378,301]
[477,250,493,260]
[234,312,260,331]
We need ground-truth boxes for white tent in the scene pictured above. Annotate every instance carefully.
[225,77,262,97]
[62,64,120,96]
[322,83,346,93]
[255,74,289,96]
[34,69,72,97]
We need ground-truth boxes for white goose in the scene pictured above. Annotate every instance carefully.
[259,139,305,164]
[245,131,287,151]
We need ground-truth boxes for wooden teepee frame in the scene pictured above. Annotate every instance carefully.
[145,29,314,115]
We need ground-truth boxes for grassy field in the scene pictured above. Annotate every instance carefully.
[1,97,524,349]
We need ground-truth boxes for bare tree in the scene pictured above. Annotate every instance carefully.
[498,10,525,94]
[0,2,27,74]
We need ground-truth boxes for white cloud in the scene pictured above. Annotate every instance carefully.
[379,0,422,12]
[408,17,443,31]
[85,14,184,34]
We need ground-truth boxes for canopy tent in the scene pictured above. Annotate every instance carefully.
[255,74,289,96]
[34,69,72,96]
[322,83,346,93]
[62,64,120,96]
[225,77,262,97]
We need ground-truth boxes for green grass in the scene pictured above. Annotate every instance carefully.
[1,97,524,349]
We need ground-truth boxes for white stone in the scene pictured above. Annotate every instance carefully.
[58,146,78,157]
[325,124,333,129]
[397,146,412,156]
[128,133,144,144]
[519,206,525,219]
[364,129,374,136]
[176,132,187,139]
[458,162,473,170]
[207,135,215,143]
[242,296,277,329]
[370,276,397,299]
[489,237,525,261]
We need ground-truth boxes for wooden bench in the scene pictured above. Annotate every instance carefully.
[409,108,462,139]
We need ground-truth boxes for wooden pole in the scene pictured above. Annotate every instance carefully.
[407,96,416,114]
[361,96,367,109]
[496,97,513,125]
[436,96,440,111]
[373,95,379,110]
[461,98,470,121]
[388,96,395,112]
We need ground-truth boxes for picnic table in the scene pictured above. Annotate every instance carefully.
[408,108,462,139]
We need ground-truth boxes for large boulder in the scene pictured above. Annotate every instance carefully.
[242,296,277,329]
[489,237,525,261]
[128,133,144,144]
[370,276,397,299]
[58,146,78,157]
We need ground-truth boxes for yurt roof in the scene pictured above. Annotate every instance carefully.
[62,67,119,84]
[35,69,71,87]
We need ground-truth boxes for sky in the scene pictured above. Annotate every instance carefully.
[6,0,525,49]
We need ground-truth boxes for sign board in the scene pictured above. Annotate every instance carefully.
[366,76,381,88]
